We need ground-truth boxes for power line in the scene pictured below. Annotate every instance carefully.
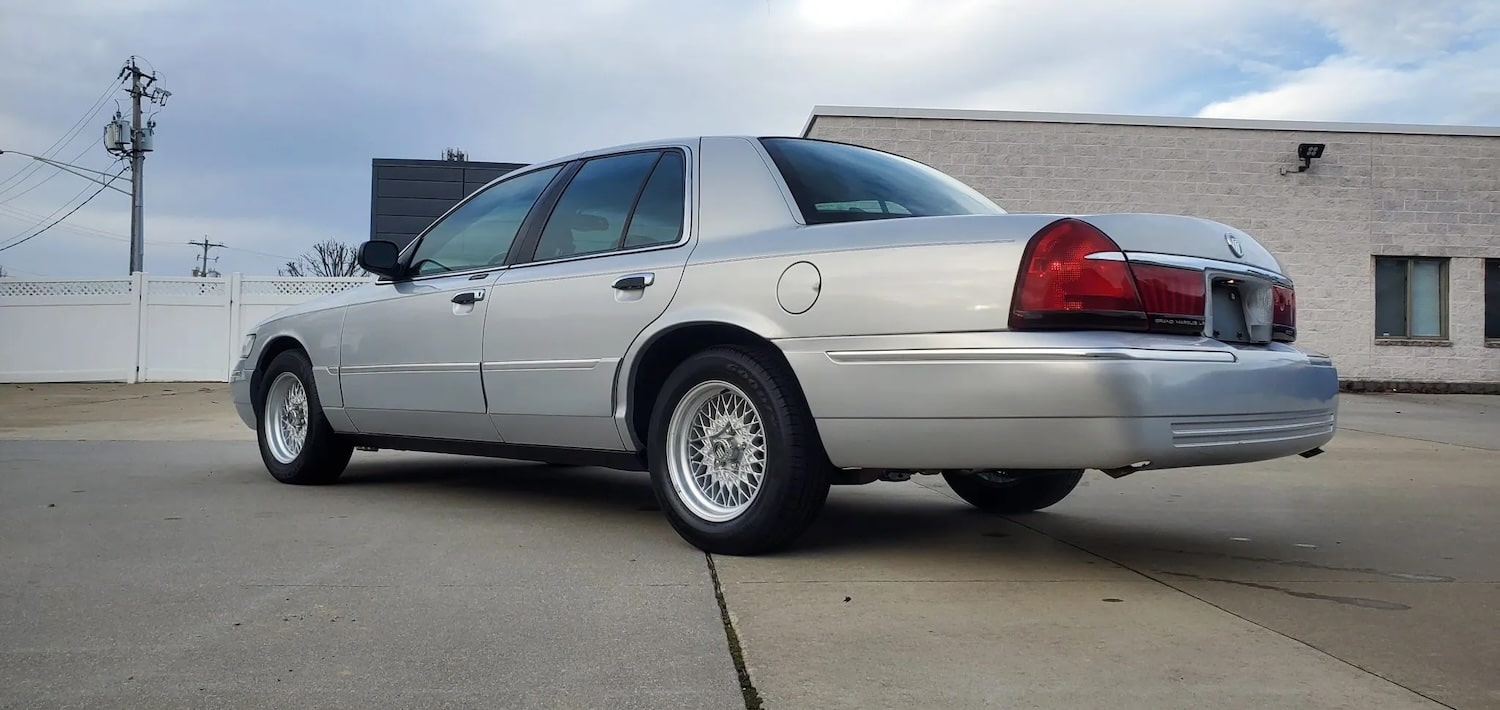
[0,75,122,193]
[0,178,102,244]
[0,145,119,206]
[0,167,126,253]
[0,207,297,262]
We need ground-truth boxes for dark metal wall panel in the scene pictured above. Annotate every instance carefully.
[376,179,466,199]
[374,214,447,236]
[370,158,526,248]
[374,197,458,218]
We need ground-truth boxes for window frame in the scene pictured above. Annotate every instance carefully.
[1373,255,1451,342]
[384,162,570,283]
[511,146,693,268]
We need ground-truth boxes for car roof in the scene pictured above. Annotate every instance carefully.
[519,135,809,171]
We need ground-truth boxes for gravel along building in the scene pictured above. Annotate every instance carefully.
[803,106,1500,391]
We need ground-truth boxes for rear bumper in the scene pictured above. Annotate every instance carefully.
[777,332,1338,472]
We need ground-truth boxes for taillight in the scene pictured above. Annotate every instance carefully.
[1272,285,1296,341]
[1008,218,1147,332]
[1130,263,1207,335]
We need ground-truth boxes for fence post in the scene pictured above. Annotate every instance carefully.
[128,272,146,384]
[226,272,243,381]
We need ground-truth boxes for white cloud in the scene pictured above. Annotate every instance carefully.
[1201,0,1500,123]
[1,0,1496,278]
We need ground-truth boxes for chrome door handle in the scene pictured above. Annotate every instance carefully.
[451,290,485,305]
[612,273,655,291]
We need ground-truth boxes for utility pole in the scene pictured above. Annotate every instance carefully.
[106,57,170,274]
[188,237,225,278]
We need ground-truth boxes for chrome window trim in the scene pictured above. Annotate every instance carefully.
[1087,251,1293,288]
[508,236,693,271]
[825,347,1237,365]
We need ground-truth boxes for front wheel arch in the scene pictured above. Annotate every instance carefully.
[250,335,310,414]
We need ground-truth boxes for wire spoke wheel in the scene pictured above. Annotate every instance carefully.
[264,372,309,464]
[666,380,768,523]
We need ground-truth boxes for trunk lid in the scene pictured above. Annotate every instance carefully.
[1075,213,1287,277]
[1005,213,1297,345]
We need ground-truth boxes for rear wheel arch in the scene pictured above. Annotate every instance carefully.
[625,321,816,453]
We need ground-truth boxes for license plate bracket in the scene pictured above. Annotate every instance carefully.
[1209,277,1273,344]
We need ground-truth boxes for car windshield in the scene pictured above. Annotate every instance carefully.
[759,137,1005,224]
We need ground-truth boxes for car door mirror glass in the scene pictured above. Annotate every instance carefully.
[358,240,402,278]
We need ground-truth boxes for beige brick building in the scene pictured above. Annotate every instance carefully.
[803,106,1500,390]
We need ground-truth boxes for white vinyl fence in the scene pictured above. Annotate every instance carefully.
[0,274,374,383]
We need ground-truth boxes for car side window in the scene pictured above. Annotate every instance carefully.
[532,151,662,261]
[622,150,686,249]
[406,165,562,277]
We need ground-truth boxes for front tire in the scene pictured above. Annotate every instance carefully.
[256,350,352,485]
[941,469,1084,514]
[647,346,830,555]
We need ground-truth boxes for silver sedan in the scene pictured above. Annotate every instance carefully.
[231,136,1338,554]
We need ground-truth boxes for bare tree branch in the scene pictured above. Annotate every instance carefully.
[278,239,365,278]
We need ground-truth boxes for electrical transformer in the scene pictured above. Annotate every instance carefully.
[103,118,129,152]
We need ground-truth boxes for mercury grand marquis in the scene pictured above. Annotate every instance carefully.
[231,135,1338,555]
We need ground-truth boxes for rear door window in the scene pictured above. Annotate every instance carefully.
[533,151,663,260]
[622,151,687,248]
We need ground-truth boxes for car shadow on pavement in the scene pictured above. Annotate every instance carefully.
[335,456,662,510]
[310,455,991,553]
[313,455,1181,560]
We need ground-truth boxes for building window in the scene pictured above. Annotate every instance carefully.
[1486,259,1500,341]
[1374,257,1448,340]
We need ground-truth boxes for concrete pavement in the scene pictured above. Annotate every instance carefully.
[1,384,1496,708]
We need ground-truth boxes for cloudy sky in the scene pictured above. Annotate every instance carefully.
[1,0,1496,278]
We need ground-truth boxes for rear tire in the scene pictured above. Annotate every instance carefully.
[256,349,352,485]
[647,346,830,555]
[941,469,1083,514]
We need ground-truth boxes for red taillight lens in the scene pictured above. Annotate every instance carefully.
[1130,263,1206,335]
[1009,218,1147,331]
[1272,285,1296,341]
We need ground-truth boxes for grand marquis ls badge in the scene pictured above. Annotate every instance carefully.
[1225,233,1245,258]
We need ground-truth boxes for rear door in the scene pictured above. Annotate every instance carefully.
[482,145,693,450]
[339,164,565,440]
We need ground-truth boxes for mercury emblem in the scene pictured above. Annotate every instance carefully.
[1225,233,1245,258]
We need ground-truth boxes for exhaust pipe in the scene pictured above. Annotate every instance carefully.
[1100,461,1151,479]
[1299,447,1324,459]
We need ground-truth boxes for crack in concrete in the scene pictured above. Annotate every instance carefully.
[1157,571,1412,611]
[706,553,762,710]
[1150,548,1455,582]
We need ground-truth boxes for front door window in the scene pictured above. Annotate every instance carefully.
[407,165,562,277]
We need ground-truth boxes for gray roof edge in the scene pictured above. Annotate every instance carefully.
[804,105,1500,138]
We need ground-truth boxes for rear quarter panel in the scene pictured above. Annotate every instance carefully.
[661,136,1063,338]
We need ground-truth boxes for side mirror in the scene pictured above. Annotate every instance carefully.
[358,240,402,278]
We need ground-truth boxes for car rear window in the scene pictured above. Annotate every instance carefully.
[759,137,1004,224]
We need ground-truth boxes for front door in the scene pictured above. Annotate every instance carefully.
[339,163,566,440]
[482,146,693,450]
